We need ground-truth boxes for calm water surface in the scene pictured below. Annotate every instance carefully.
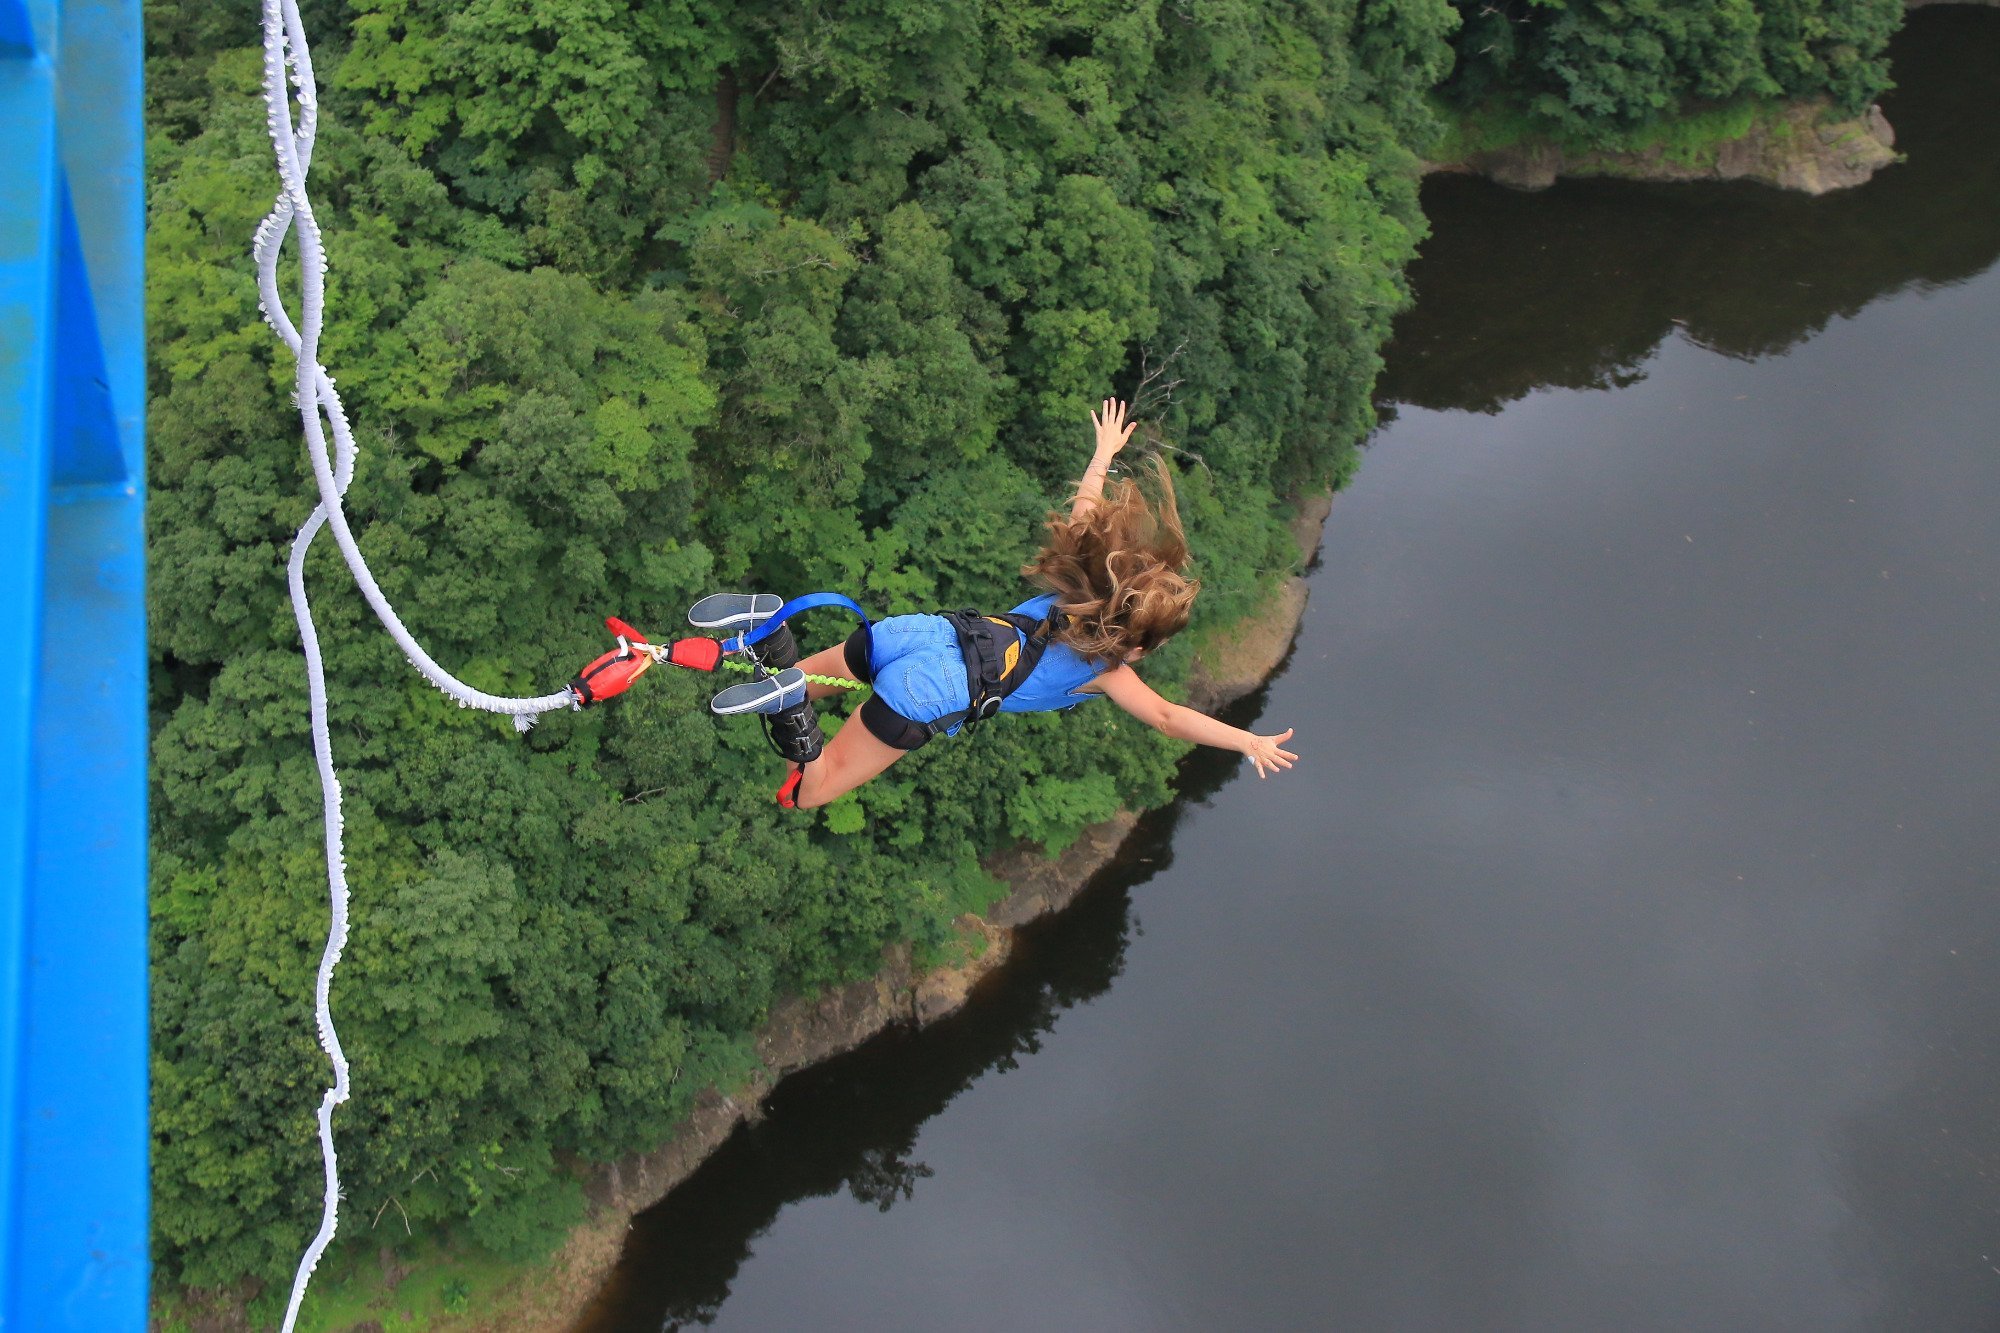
[578,13,2000,1329]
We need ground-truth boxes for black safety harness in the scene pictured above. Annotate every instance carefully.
[720,594,1066,762]
[927,609,1059,737]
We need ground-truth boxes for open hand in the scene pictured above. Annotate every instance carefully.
[1090,398,1138,459]
[1244,728,1297,779]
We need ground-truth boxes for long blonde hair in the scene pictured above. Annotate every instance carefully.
[1023,455,1200,664]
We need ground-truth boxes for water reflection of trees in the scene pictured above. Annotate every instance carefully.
[569,684,1274,1330]
[568,879,1133,1329]
[1376,10,2000,416]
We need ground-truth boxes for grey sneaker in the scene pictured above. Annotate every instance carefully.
[710,667,808,716]
[689,593,783,631]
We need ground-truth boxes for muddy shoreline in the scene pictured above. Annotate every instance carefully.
[466,492,1334,1333]
[1427,96,1899,196]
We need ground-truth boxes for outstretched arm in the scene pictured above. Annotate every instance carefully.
[1092,665,1298,778]
[1072,398,1139,522]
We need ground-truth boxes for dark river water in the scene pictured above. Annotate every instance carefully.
[576,11,2000,1330]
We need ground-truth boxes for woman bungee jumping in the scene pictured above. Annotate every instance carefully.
[686,398,1299,809]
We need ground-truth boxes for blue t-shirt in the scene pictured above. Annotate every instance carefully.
[997,593,1108,715]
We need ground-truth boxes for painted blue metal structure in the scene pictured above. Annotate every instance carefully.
[0,0,148,1325]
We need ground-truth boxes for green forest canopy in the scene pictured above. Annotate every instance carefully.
[1442,0,1902,140]
[144,0,1903,1307]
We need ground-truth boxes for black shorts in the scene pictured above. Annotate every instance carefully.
[842,622,933,752]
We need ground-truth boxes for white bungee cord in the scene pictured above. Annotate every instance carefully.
[255,3,577,1326]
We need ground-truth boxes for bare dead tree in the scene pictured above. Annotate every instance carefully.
[1122,338,1210,471]
[371,1195,412,1236]
[1130,338,1189,420]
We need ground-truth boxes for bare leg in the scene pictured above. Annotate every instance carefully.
[773,638,894,806]
[795,714,905,808]
[797,643,861,701]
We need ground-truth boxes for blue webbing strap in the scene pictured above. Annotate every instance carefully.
[726,591,873,652]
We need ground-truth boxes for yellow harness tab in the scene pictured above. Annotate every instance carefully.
[987,617,1023,677]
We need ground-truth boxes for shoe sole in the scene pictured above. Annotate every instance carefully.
[710,668,808,716]
[690,593,783,630]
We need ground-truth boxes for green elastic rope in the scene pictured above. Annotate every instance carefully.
[719,658,869,692]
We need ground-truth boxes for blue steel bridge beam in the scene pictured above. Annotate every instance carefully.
[0,0,147,1326]
[0,8,61,1317]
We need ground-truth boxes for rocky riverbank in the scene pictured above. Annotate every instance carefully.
[1429,97,1899,195]
[465,492,1334,1333]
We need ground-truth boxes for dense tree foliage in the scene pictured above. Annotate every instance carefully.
[147,0,1454,1305]
[1440,0,1905,139]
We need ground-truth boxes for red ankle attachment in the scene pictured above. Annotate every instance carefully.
[776,767,804,809]
[665,637,722,672]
